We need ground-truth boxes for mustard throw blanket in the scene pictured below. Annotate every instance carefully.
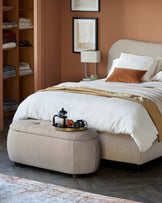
[41,86,162,142]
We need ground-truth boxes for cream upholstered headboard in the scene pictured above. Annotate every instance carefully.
[107,39,162,73]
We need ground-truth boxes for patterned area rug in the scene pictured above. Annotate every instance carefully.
[0,173,140,203]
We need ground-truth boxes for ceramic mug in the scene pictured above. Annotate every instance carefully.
[76,120,87,128]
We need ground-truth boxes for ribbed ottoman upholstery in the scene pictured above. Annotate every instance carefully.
[7,120,101,175]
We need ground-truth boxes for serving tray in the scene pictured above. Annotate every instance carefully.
[55,126,88,132]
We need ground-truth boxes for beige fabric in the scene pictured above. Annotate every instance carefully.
[7,120,162,167]
[100,132,162,165]
[107,39,162,73]
[41,86,162,142]
[7,120,101,175]
[9,120,98,141]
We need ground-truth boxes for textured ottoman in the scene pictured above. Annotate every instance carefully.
[7,120,101,175]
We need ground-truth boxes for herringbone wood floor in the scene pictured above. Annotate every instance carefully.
[0,117,161,203]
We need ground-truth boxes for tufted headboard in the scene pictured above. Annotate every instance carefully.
[107,39,162,73]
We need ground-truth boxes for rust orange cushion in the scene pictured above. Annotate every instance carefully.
[106,68,147,83]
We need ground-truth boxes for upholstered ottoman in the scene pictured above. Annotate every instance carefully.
[7,120,101,175]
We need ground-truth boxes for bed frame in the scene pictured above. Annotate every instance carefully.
[99,39,162,165]
[7,39,162,167]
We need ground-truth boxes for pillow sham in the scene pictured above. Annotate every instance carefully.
[107,53,159,82]
[151,71,162,82]
[106,68,147,83]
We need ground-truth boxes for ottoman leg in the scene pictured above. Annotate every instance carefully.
[73,174,78,178]
[12,161,20,167]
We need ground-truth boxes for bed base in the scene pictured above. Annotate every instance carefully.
[99,132,162,165]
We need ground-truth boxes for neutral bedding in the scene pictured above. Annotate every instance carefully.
[13,79,162,153]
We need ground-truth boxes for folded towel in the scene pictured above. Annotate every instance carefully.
[19,25,33,29]
[3,42,16,49]
[19,17,33,29]
[19,62,30,67]
[3,19,17,25]
[3,24,17,28]
[3,37,16,44]
[19,22,32,26]
[3,70,16,75]
[3,65,16,72]
[3,65,16,78]
[19,67,31,71]
[19,70,33,76]
[19,17,31,23]
[3,98,18,112]
[3,71,16,79]
[3,30,16,38]
[19,61,33,75]
[3,6,15,10]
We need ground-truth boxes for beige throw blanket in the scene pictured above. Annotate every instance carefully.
[41,86,162,142]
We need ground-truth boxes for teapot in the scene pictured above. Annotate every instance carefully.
[53,108,67,128]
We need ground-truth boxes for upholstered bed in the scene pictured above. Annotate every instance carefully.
[7,39,162,167]
[101,39,162,164]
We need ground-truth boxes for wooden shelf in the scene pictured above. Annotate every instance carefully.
[19,73,34,77]
[19,28,33,31]
[1,0,34,121]
[3,76,17,80]
[3,27,18,30]
[3,47,17,51]
[19,8,33,11]
[3,9,16,12]
[19,46,33,49]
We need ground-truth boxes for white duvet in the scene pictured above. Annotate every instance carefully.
[13,79,162,152]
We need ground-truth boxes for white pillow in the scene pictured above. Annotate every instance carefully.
[151,71,162,81]
[155,57,162,74]
[108,53,159,81]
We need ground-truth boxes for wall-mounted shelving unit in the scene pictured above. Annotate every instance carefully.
[0,0,34,121]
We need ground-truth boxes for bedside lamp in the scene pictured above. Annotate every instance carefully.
[81,50,101,80]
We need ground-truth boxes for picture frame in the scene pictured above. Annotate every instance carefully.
[71,0,100,12]
[73,17,98,53]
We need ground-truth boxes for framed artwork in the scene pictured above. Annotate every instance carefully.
[71,0,100,12]
[73,17,98,53]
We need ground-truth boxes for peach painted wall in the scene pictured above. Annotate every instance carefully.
[60,0,162,82]
[60,0,122,82]
[44,0,61,87]
[121,0,162,43]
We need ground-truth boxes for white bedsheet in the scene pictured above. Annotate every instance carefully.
[13,80,162,152]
